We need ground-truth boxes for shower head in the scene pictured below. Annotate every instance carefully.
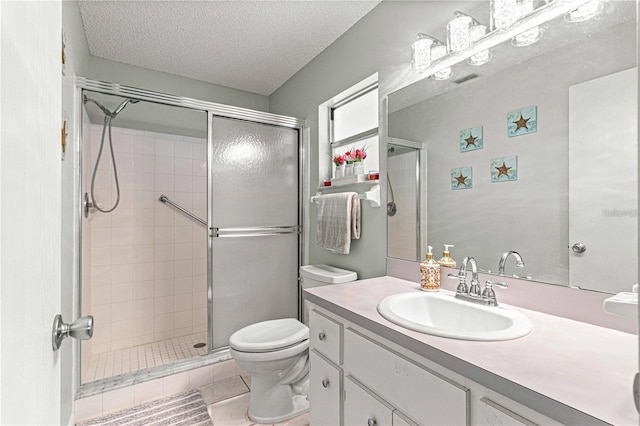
[83,95,112,117]
[112,98,139,117]
[83,95,139,118]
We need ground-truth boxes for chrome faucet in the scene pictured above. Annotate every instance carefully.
[498,251,525,276]
[448,256,508,306]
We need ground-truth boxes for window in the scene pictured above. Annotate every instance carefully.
[328,81,379,180]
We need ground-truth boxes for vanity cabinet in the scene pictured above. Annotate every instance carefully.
[308,304,559,426]
[344,376,394,426]
[309,350,342,426]
[309,309,344,426]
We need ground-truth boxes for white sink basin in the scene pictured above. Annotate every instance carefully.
[377,291,533,341]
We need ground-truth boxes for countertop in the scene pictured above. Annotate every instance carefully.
[304,276,638,426]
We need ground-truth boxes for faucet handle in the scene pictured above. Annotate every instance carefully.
[482,281,507,306]
[468,279,482,297]
[448,273,468,294]
[485,280,508,289]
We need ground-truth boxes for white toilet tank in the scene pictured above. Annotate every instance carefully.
[299,265,357,323]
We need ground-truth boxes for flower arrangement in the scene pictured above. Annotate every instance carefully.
[343,145,367,164]
[333,154,345,166]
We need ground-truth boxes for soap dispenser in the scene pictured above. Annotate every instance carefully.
[420,246,441,292]
[438,244,457,268]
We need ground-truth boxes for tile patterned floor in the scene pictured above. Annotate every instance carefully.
[203,376,309,426]
[83,332,208,382]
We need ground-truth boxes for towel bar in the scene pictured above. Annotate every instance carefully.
[310,184,380,207]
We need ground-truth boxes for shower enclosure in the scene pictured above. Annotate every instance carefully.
[386,140,426,261]
[77,79,305,389]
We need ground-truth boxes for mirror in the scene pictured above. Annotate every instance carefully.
[387,1,637,294]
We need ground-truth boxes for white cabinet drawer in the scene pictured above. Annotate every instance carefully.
[344,328,469,426]
[310,349,342,426]
[309,309,342,364]
[344,376,393,426]
[392,411,419,426]
[477,397,539,426]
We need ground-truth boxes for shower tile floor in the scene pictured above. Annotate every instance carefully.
[83,332,208,382]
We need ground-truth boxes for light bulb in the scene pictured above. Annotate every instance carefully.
[447,12,474,52]
[566,0,601,22]
[412,34,435,73]
[467,25,492,66]
[431,45,452,80]
[490,0,519,30]
[512,0,543,46]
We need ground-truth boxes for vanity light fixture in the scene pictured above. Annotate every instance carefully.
[468,25,492,65]
[431,45,452,80]
[512,0,544,47]
[410,0,599,81]
[447,11,476,52]
[412,34,451,79]
[411,34,437,73]
[490,0,519,30]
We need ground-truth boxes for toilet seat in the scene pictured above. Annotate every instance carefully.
[229,318,309,353]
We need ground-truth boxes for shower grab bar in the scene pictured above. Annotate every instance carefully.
[211,225,299,238]
[158,195,207,227]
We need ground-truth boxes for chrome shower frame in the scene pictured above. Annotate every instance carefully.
[387,138,426,261]
[73,77,308,396]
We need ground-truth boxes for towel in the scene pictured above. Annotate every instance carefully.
[316,192,361,254]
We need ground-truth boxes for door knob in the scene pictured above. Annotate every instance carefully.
[52,314,94,351]
[571,243,587,253]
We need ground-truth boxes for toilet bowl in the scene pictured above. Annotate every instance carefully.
[229,318,310,424]
[229,265,357,423]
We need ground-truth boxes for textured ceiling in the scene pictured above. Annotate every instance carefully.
[78,0,381,96]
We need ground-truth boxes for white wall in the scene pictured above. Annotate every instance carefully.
[82,125,207,378]
[269,1,476,279]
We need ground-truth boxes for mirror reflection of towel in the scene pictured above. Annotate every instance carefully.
[316,192,361,254]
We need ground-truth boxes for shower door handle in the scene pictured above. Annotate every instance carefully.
[211,225,299,238]
[52,314,94,351]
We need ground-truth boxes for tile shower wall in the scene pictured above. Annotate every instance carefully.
[84,124,208,359]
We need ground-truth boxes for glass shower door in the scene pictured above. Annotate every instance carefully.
[209,115,300,349]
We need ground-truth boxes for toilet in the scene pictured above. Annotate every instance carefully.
[229,264,357,424]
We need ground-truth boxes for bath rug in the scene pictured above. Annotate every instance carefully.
[77,390,212,426]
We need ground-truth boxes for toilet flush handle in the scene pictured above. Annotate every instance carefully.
[318,332,326,341]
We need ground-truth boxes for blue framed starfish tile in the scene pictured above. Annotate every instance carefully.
[451,166,472,190]
[460,126,483,152]
[491,155,518,182]
[507,106,537,137]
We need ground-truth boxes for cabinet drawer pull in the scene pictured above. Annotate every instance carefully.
[367,418,377,426]
[322,379,330,388]
[318,332,326,341]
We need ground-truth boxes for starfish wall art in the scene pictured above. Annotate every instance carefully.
[460,126,483,152]
[507,106,537,137]
[451,166,473,190]
[491,155,518,182]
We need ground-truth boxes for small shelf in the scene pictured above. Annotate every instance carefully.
[318,179,379,190]
[311,181,381,208]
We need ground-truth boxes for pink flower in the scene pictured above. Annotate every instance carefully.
[333,155,345,166]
